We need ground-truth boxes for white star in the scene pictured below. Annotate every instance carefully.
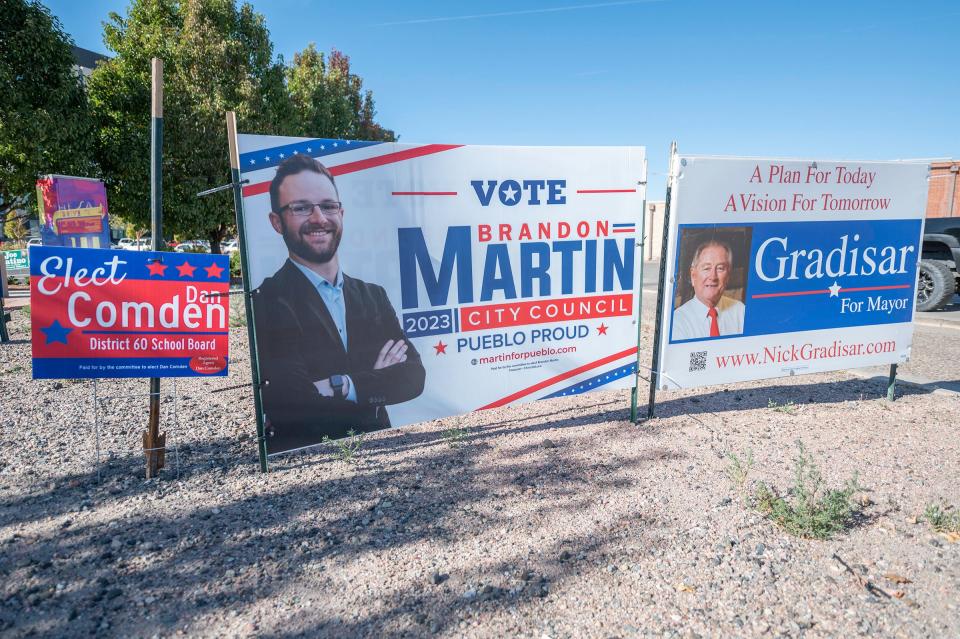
[502,184,519,202]
[333,142,338,147]
[306,147,312,152]
[279,153,285,158]
[828,281,841,297]
[264,155,271,161]
[346,140,351,145]
[320,145,325,150]
[249,159,255,165]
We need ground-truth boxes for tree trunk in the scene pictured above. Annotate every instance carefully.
[209,224,227,254]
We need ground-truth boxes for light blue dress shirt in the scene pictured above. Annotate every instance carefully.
[291,261,358,403]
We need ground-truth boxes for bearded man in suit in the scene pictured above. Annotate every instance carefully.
[253,154,425,453]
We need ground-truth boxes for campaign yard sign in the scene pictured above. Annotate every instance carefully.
[235,135,646,454]
[31,245,230,378]
[655,157,928,389]
[36,176,112,249]
[4,249,29,272]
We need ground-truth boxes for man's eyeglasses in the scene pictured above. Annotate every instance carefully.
[279,201,342,217]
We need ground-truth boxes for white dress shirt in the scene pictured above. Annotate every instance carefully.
[671,295,745,341]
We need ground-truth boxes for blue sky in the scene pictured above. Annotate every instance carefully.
[47,0,959,197]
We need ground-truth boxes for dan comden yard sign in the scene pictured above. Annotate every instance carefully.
[31,245,230,378]
[655,157,928,389]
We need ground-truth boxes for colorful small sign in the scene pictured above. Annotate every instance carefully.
[30,245,230,378]
[36,176,112,249]
[3,249,29,272]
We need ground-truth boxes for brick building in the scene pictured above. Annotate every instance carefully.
[926,160,959,218]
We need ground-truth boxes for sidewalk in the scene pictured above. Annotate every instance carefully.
[2,290,30,310]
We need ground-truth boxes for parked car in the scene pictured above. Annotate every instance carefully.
[26,238,42,248]
[124,238,152,251]
[917,217,960,311]
[175,240,210,253]
[221,239,239,254]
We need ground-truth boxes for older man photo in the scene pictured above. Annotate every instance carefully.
[253,154,425,453]
[671,239,746,341]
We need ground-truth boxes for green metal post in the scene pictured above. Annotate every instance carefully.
[646,142,677,420]
[226,112,269,472]
[630,160,648,423]
[0,297,9,343]
[887,364,897,402]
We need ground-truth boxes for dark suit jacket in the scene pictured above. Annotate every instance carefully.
[253,260,425,453]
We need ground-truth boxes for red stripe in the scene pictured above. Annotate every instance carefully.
[391,191,458,196]
[242,144,464,198]
[478,346,638,410]
[750,288,830,300]
[612,228,635,233]
[243,181,269,198]
[841,284,911,293]
[576,189,637,194]
[752,283,912,299]
[752,289,828,299]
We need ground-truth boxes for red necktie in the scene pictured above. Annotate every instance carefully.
[707,307,719,337]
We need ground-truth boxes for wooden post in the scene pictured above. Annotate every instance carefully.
[144,58,166,478]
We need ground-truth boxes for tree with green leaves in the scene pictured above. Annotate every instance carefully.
[88,0,292,253]
[3,210,30,246]
[287,45,395,142]
[0,0,95,217]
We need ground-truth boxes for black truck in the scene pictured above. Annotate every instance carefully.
[918,217,960,311]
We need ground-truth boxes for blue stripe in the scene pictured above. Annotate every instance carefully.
[32,357,230,379]
[29,245,229,282]
[540,362,637,399]
[612,223,636,228]
[81,330,229,335]
[239,139,384,172]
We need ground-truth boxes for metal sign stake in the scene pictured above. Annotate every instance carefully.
[630,160,649,422]
[225,112,269,472]
[645,142,678,421]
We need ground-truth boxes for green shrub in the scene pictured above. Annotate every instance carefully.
[727,441,862,540]
[323,429,364,464]
[923,503,960,534]
[230,251,242,277]
[767,399,799,415]
[442,423,469,447]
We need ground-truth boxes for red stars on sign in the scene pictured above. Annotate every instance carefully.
[433,341,447,355]
[146,260,168,277]
[176,261,197,277]
[597,323,608,335]
[204,262,225,279]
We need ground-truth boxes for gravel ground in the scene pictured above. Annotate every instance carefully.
[1,303,958,638]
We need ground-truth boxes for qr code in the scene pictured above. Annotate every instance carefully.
[689,351,707,372]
